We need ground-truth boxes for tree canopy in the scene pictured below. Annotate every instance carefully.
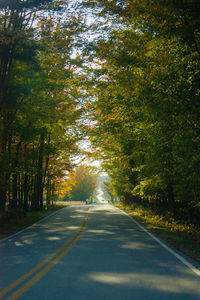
[0,0,90,212]
[67,165,97,202]
[86,0,200,224]
[0,0,200,226]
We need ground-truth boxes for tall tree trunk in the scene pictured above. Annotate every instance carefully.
[23,145,28,211]
[34,132,45,210]
[12,173,18,209]
[46,175,51,207]
[11,141,21,209]
[23,172,28,211]
[18,174,23,208]
[0,111,8,212]
[43,134,50,186]
[0,190,6,212]
[51,182,55,205]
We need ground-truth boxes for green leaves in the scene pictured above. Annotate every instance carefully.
[87,0,200,222]
[68,165,97,202]
[0,1,90,212]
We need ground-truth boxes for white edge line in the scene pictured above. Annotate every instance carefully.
[0,207,66,243]
[116,206,200,278]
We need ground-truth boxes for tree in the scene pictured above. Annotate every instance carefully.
[86,0,200,223]
[68,165,97,202]
[0,0,51,211]
[0,0,89,213]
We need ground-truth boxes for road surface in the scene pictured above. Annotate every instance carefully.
[0,204,200,300]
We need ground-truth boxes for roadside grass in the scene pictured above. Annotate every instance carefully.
[0,205,65,239]
[113,202,200,265]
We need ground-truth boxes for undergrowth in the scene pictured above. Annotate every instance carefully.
[114,202,200,265]
[0,205,65,239]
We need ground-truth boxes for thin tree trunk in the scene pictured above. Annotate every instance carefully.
[12,173,18,209]
[34,132,45,210]
[23,145,28,211]
[46,175,51,207]
[23,172,28,211]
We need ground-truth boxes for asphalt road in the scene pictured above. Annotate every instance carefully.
[0,204,200,300]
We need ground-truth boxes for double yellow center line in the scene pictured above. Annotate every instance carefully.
[0,214,89,300]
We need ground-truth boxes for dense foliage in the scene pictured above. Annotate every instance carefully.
[67,165,96,202]
[0,0,87,213]
[88,0,200,224]
[1,0,200,227]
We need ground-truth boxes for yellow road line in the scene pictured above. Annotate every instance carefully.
[0,215,88,298]
[6,218,89,300]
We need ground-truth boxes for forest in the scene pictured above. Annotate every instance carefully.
[0,0,200,225]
